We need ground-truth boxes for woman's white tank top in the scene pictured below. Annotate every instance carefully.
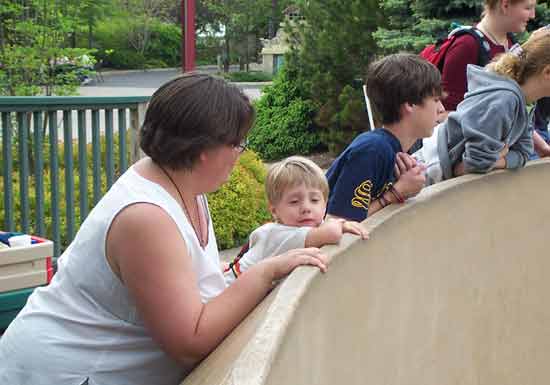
[0,166,226,385]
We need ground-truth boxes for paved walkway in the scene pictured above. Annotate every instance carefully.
[79,67,267,100]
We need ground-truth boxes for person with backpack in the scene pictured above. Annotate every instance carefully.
[419,0,550,159]
[417,29,550,184]
[434,0,536,112]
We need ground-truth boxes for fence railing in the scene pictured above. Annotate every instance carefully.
[0,96,149,259]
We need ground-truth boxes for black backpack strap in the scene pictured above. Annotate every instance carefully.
[447,26,491,67]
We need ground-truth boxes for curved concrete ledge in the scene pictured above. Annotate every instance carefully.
[183,159,550,385]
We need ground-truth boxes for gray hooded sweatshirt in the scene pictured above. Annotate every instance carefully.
[437,65,533,180]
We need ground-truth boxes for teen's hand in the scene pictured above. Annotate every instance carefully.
[394,152,418,179]
[261,247,329,282]
[394,164,426,198]
[494,145,509,169]
[453,161,465,176]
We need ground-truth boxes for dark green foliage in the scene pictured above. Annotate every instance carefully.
[374,0,550,54]
[220,71,274,83]
[208,151,271,249]
[281,0,382,153]
[317,85,370,154]
[0,0,95,95]
[249,67,323,161]
[94,18,181,69]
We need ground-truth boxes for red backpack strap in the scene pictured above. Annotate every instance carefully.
[420,26,491,70]
[224,240,250,279]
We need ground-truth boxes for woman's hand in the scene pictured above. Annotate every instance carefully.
[260,247,329,282]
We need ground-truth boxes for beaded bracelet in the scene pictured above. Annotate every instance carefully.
[378,194,389,208]
[389,185,405,204]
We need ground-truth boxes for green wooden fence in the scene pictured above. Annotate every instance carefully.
[0,96,149,259]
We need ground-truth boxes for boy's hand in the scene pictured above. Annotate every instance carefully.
[341,220,369,240]
[306,218,368,248]
[394,152,418,179]
[394,164,426,198]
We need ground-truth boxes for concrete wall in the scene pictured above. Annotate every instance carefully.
[183,159,550,385]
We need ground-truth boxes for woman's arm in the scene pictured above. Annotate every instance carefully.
[107,203,328,367]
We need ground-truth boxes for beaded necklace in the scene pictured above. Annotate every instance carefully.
[478,24,509,51]
[158,164,207,247]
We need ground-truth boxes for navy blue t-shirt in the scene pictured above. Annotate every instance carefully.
[326,128,402,222]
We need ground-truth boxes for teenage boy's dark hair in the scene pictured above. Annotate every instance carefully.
[140,72,255,170]
[366,53,443,125]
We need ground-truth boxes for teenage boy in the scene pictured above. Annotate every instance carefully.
[326,53,445,222]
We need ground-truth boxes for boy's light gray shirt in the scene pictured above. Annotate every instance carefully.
[437,65,533,180]
[224,223,310,286]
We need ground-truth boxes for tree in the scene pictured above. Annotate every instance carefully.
[199,0,293,71]
[284,0,384,153]
[75,0,114,49]
[0,0,93,96]
[373,0,550,54]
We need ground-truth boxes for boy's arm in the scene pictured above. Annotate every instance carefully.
[326,146,391,221]
[225,224,311,285]
[305,219,368,248]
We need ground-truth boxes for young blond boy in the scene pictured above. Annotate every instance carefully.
[225,156,367,285]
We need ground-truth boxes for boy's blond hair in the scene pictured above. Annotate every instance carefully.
[265,156,329,205]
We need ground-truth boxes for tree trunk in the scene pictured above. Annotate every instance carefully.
[223,31,230,73]
[269,0,278,38]
[88,20,93,49]
[0,16,5,51]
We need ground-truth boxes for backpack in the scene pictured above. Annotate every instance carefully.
[420,26,492,71]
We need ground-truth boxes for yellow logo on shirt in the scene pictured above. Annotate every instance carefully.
[351,180,373,210]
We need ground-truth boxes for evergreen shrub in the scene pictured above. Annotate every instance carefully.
[249,67,323,161]
[208,150,271,249]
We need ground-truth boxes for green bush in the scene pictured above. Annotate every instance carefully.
[102,49,147,70]
[220,71,274,83]
[249,66,323,161]
[94,18,180,69]
[208,151,271,249]
[146,22,182,67]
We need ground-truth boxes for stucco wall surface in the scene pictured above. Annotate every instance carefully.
[183,159,550,385]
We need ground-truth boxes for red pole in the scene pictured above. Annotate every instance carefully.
[181,0,196,73]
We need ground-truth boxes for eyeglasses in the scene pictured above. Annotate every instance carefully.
[234,138,248,153]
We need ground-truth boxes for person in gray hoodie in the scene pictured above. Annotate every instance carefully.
[418,28,550,183]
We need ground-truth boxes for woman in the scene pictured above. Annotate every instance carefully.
[420,29,550,183]
[0,73,329,384]
[441,0,537,111]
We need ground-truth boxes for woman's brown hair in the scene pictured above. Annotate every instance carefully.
[140,73,255,170]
